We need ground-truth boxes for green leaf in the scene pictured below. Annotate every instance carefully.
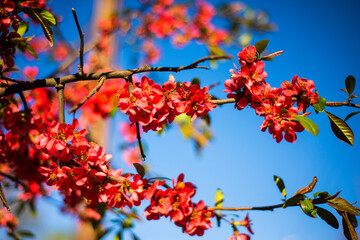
[327,197,360,216]
[215,189,224,214]
[39,9,56,26]
[260,56,274,61]
[313,191,330,199]
[345,75,356,96]
[273,175,286,198]
[255,39,269,54]
[191,78,200,85]
[114,230,122,240]
[300,199,317,218]
[344,111,360,122]
[316,206,339,229]
[199,113,211,126]
[313,97,326,112]
[133,163,145,178]
[25,43,39,60]
[17,21,29,37]
[342,212,359,240]
[283,194,306,208]
[22,7,54,46]
[17,230,35,238]
[324,111,354,146]
[295,116,319,136]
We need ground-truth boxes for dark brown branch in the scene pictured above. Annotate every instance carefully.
[207,191,341,211]
[68,75,106,114]
[136,122,146,161]
[18,92,28,112]
[0,76,26,84]
[72,8,85,75]
[0,55,231,98]
[57,85,65,123]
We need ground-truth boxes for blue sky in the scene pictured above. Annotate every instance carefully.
[2,0,360,240]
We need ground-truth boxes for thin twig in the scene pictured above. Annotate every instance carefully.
[68,75,106,114]
[0,76,26,84]
[72,8,85,75]
[18,92,29,112]
[0,171,28,190]
[57,85,65,123]
[325,101,360,108]
[207,191,341,212]
[0,55,232,98]
[210,98,236,105]
[136,122,146,161]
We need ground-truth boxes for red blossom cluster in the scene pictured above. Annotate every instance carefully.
[144,173,214,236]
[137,0,228,48]
[117,75,216,132]
[224,46,319,142]
[0,207,18,233]
[0,0,21,68]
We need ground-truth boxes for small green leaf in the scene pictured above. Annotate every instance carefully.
[324,111,354,146]
[22,7,54,46]
[255,39,269,54]
[17,230,35,237]
[260,56,274,61]
[327,197,360,216]
[344,111,360,122]
[300,199,316,218]
[133,163,145,178]
[39,9,56,26]
[316,206,339,229]
[114,230,122,240]
[17,21,29,37]
[313,97,326,112]
[25,43,39,60]
[295,116,319,136]
[215,188,224,213]
[191,78,200,85]
[345,75,356,96]
[313,191,330,199]
[273,175,286,198]
[199,113,211,126]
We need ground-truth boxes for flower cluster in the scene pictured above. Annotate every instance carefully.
[117,75,216,132]
[0,0,22,68]
[34,119,162,211]
[0,207,18,233]
[144,173,214,236]
[224,46,319,143]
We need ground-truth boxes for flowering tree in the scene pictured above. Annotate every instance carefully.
[0,0,359,240]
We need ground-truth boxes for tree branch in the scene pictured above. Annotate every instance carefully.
[325,101,360,108]
[57,85,65,123]
[0,55,231,98]
[136,122,146,161]
[207,191,341,211]
[68,75,106,114]
[72,8,85,75]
